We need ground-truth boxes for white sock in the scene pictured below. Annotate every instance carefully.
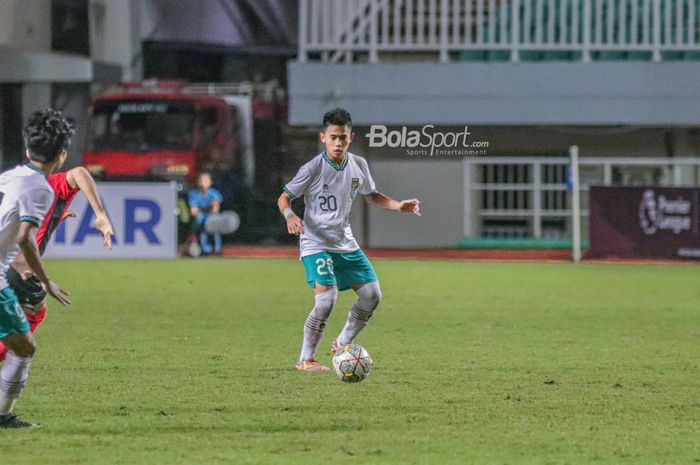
[338,281,382,345]
[0,353,32,415]
[299,288,337,362]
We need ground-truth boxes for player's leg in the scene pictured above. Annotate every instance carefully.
[199,231,213,255]
[1,274,48,363]
[26,304,47,333]
[333,249,381,351]
[0,304,45,363]
[297,252,338,371]
[193,214,212,255]
[0,288,37,428]
[213,232,222,255]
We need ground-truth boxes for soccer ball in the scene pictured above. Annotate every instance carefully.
[332,343,372,383]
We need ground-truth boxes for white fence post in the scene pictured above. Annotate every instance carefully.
[370,0,379,63]
[603,162,612,185]
[463,160,474,237]
[532,161,542,238]
[440,0,449,62]
[299,0,308,63]
[570,146,582,263]
[511,0,521,62]
[653,0,661,62]
[673,164,683,186]
[582,0,591,62]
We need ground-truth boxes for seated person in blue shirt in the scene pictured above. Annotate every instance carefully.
[188,172,224,255]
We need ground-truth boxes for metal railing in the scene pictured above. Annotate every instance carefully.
[462,156,700,239]
[298,0,700,63]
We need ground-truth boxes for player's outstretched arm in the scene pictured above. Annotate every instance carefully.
[277,192,304,235]
[366,192,421,216]
[17,222,71,305]
[66,167,114,249]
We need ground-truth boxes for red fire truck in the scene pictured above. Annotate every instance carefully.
[83,81,255,186]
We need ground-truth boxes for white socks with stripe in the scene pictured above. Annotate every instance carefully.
[338,281,382,346]
[0,353,32,415]
[299,288,338,362]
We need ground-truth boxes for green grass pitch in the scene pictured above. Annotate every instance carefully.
[2,258,699,464]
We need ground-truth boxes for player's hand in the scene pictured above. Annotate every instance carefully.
[95,213,114,249]
[398,198,421,216]
[44,280,71,306]
[61,210,77,222]
[286,215,304,235]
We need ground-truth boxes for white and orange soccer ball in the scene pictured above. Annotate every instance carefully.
[332,343,372,383]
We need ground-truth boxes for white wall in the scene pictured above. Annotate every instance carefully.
[0,0,51,51]
[290,62,700,127]
[22,83,51,126]
[363,160,464,248]
[146,0,249,45]
[89,0,147,80]
[87,0,250,81]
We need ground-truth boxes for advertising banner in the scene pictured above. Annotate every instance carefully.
[44,182,178,259]
[589,186,700,259]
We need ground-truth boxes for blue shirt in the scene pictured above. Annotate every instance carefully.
[189,187,223,215]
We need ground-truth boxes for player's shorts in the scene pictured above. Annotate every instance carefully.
[302,249,378,291]
[0,286,30,339]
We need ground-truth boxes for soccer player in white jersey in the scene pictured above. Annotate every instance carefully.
[278,108,421,372]
[0,109,72,428]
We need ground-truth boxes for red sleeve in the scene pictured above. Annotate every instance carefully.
[36,172,82,255]
[48,172,81,200]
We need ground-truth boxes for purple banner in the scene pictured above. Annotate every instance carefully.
[589,186,700,259]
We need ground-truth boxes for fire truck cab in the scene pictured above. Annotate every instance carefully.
[84,81,254,187]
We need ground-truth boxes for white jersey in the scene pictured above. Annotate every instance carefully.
[0,164,54,289]
[284,151,378,257]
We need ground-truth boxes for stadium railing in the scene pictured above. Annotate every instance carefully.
[462,156,700,242]
[298,0,700,63]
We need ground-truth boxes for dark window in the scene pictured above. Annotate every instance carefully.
[198,108,219,147]
[88,100,195,152]
[52,0,90,56]
[0,85,23,169]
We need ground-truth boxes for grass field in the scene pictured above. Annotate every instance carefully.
[2,258,699,464]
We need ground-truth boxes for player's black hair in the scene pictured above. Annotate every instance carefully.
[23,109,75,163]
[322,108,352,129]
